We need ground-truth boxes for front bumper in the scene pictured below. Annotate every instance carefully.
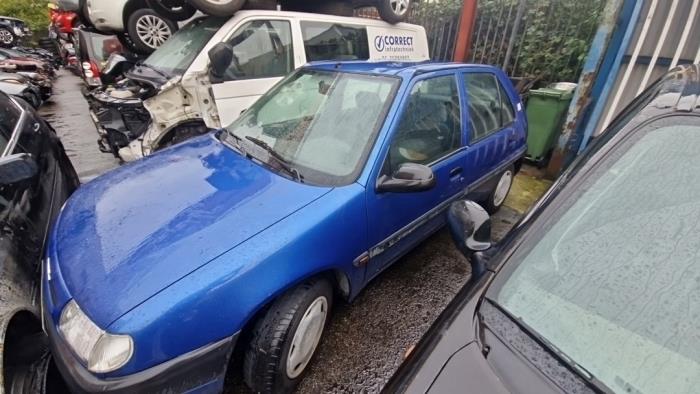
[44,312,238,394]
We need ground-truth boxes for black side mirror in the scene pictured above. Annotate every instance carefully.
[100,53,136,85]
[208,42,233,83]
[448,200,492,278]
[376,163,436,193]
[0,153,38,185]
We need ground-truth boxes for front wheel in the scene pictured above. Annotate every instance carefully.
[187,0,246,16]
[0,28,16,48]
[126,8,178,54]
[376,0,412,24]
[243,278,333,394]
[484,165,514,214]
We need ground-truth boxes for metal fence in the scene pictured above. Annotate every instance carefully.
[359,0,606,83]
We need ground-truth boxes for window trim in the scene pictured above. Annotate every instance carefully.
[462,71,513,145]
[380,72,464,175]
[1,96,24,157]
[219,18,295,82]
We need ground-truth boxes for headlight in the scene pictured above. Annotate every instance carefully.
[12,26,22,36]
[58,300,134,373]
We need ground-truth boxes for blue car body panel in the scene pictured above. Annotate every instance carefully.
[43,61,527,383]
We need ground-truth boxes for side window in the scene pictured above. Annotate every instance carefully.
[222,20,293,81]
[301,21,369,61]
[463,73,514,142]
[388,75,462,170]
[0,95,20,155]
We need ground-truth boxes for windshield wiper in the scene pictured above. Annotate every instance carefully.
[483,298,615,394]
[135,62,170,80]
[244,136,304,182]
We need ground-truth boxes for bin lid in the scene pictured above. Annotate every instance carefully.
[530,87,574,100]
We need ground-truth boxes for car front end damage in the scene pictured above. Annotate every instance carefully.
[88,70,218,161]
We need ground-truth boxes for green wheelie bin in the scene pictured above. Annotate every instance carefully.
[525,86,574,166]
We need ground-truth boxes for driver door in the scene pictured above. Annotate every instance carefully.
[365,72,467,279]
[211,19,298,126]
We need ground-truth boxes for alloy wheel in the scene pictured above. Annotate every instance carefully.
[286,296,328,379]
[135,15,172,49]
[0,29,13,45]
[389,0,410,16]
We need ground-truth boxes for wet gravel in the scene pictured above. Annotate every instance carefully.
[44,70,530,394]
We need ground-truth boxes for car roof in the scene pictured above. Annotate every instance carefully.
[0,16,22,22]
[304,61,499,78]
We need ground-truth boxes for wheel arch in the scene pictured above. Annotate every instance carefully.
[122,0,149,29]
[1,308,43,390]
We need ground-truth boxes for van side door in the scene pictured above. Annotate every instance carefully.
[211,18,298,126]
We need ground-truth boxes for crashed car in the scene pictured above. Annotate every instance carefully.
[44,61,526,394]
[0,71,44,108]
[0,17,30,48]
[0,48,56,79]
[0,91,78,394]
[87,11,428,161]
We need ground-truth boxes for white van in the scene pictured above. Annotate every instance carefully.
[88,10,429,161]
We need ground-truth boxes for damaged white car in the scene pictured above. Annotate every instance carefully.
[87,10,428,161]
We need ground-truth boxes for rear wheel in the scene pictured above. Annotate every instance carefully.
[243,278,333,394]
[376,0,412,23]
[126,8,178,54]
[0,28,16,48]
[146,0,198,21]
[187,0,246,15]
[483,166,514,213]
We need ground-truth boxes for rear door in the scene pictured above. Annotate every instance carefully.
[460,71,520,186]
[211,18,297,126]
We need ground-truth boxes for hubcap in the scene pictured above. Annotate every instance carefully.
[286,296,328,379]
[389,0,410,15]
[493,170,513,207]
[135,15,171,49]
[0,30,12,44]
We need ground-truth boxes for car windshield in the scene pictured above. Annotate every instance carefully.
[224,69,399,186]
[142,17,225,75]
[492,116,700,394]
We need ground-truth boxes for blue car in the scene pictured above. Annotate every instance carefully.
[42,61,527,393]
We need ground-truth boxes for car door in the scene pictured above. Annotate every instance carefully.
[460,71,519,187]
[211,18,297,126]
[365,72,467,279]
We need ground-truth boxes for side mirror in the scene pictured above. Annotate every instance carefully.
[0,153,38,185]
[448,200,492,277]
[376,163,436,193]
[100,53,135,85]
[208,42,233,83]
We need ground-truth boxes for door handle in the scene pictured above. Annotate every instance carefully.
[449,167,462,178]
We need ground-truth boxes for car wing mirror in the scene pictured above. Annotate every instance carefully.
[0,153,38,185]
[448,200,492,278]
[208,42,233,84]
[376,162,436,193]
[101,53,135,85]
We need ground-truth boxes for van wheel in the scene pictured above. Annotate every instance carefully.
[126,8,178,54]
[243,278,333,394]
[376,0,412,23]
[187,0,246,16]
[484,165,514,214]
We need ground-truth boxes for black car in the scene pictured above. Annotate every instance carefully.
[385,64,700,394]
[0,17,30,48]
[0,91,79,393]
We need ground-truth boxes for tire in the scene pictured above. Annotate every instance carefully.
[187,0,246,16]
[243,278,333,394]
[0,28,16,48]
[146,0,198,21]
[126,8,178,54]
[483,165,514,214]
[376,0,412,24]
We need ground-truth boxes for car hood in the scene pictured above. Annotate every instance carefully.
[53,134,332,328]
[0,80,28,95]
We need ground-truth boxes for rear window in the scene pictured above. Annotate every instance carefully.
[301,21,369,61]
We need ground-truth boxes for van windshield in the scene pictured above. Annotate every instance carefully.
[142,17,225,75]
[224,69,399,186]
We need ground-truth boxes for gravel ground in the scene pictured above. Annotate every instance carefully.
[43,70,547,394]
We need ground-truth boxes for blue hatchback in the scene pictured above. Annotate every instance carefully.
[43,61,527,393]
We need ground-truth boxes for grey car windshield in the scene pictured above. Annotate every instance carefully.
[142,17,224,75]
[224,69,398,185]
[494,117,700,394]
